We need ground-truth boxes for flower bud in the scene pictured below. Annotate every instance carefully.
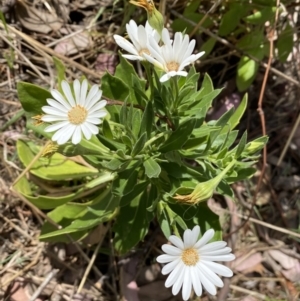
[129,0,164,36]
[174,159,236,204]
[42,141,59,157]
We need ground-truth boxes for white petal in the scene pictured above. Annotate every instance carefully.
[88,111,107,119]
[182,267,192,301]
[201,254,235,262]
[42,106,67,117]
[50,91,71,110]
[72,126,82,144]
[196,266,216,295]
[86,117,102,125]
[171,263,185,295]
[44,121,69,132]
[85,122,99,134]
[194,229,214,249]
[122,54,144,61]
[162,28,172,50]
[143,53,164,70]
[80,79,88,106]
[85,85,99,108]
[88,99,106,113]
[53,124,76,145]
[86,90,102,110]
[200,241,227,252]
[190,266,202,296]
[162,257,181,275]
[42,115,68,122]
[114,35,139,55]
[162,244,182,256]
[183,229,193,248]
[201,260,233,277]
[160,73,171,82]
[201,247,232,256]
[61,80,76,107]
[137,25,148,48]
[165,260,184,288]
[169,235,184,250]
[156,254,178,263]
[46,99,68,113]
[80,123,92,140]
[73,79,81,105]
[175,71,188,77]
[198,262,224,287]
[191,226,200,246]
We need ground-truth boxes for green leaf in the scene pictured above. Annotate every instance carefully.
[131,132,147,157]
[102,119,114,140]
[140,101,154,139]
[114,190,150,254]
[143,157,161,178]
[200,38,216,58]
[120,181,149,206]
[277,24,293,63]
[225,94,248,131]
[245,7,277,24]
[219,5,243,36]
[170,203,222,240]
[101,72,130,101]
[40,190,119,241]
[160,118,196,153]
[112,162,140,196]
[235,131,248,158]
[236,47,264,91]
[17,82,51,115]
[17,140,98,181]
[157,202,172,238]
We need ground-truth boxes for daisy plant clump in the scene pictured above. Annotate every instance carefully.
[15,5,267,299]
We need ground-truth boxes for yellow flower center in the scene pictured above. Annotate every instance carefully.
[166,61,179,72]
[181,248,199,266]
[139,48,150,56]
[68,105,87,125]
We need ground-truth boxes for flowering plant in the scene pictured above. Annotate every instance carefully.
[14,3,267,298]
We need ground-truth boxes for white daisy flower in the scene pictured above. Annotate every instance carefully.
[113,20,160,61]
[144,28,205,82]
[41,79,107,145]
[157,226,235,300]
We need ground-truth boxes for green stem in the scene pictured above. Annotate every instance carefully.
[144,131,169,149]
[171,76,180,111]
[143,62,154,101]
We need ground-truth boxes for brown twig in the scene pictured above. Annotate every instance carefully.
[225,0,281,240]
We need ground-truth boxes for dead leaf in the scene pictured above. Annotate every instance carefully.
[233,252,264,274]
[95,53,117,74]
[281,262,300,283]
[268,250,298,270]
[54,29,91,56]
[16,1,62,33]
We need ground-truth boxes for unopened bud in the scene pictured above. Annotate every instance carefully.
[130,0,164,36]
[174,159,236,204]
